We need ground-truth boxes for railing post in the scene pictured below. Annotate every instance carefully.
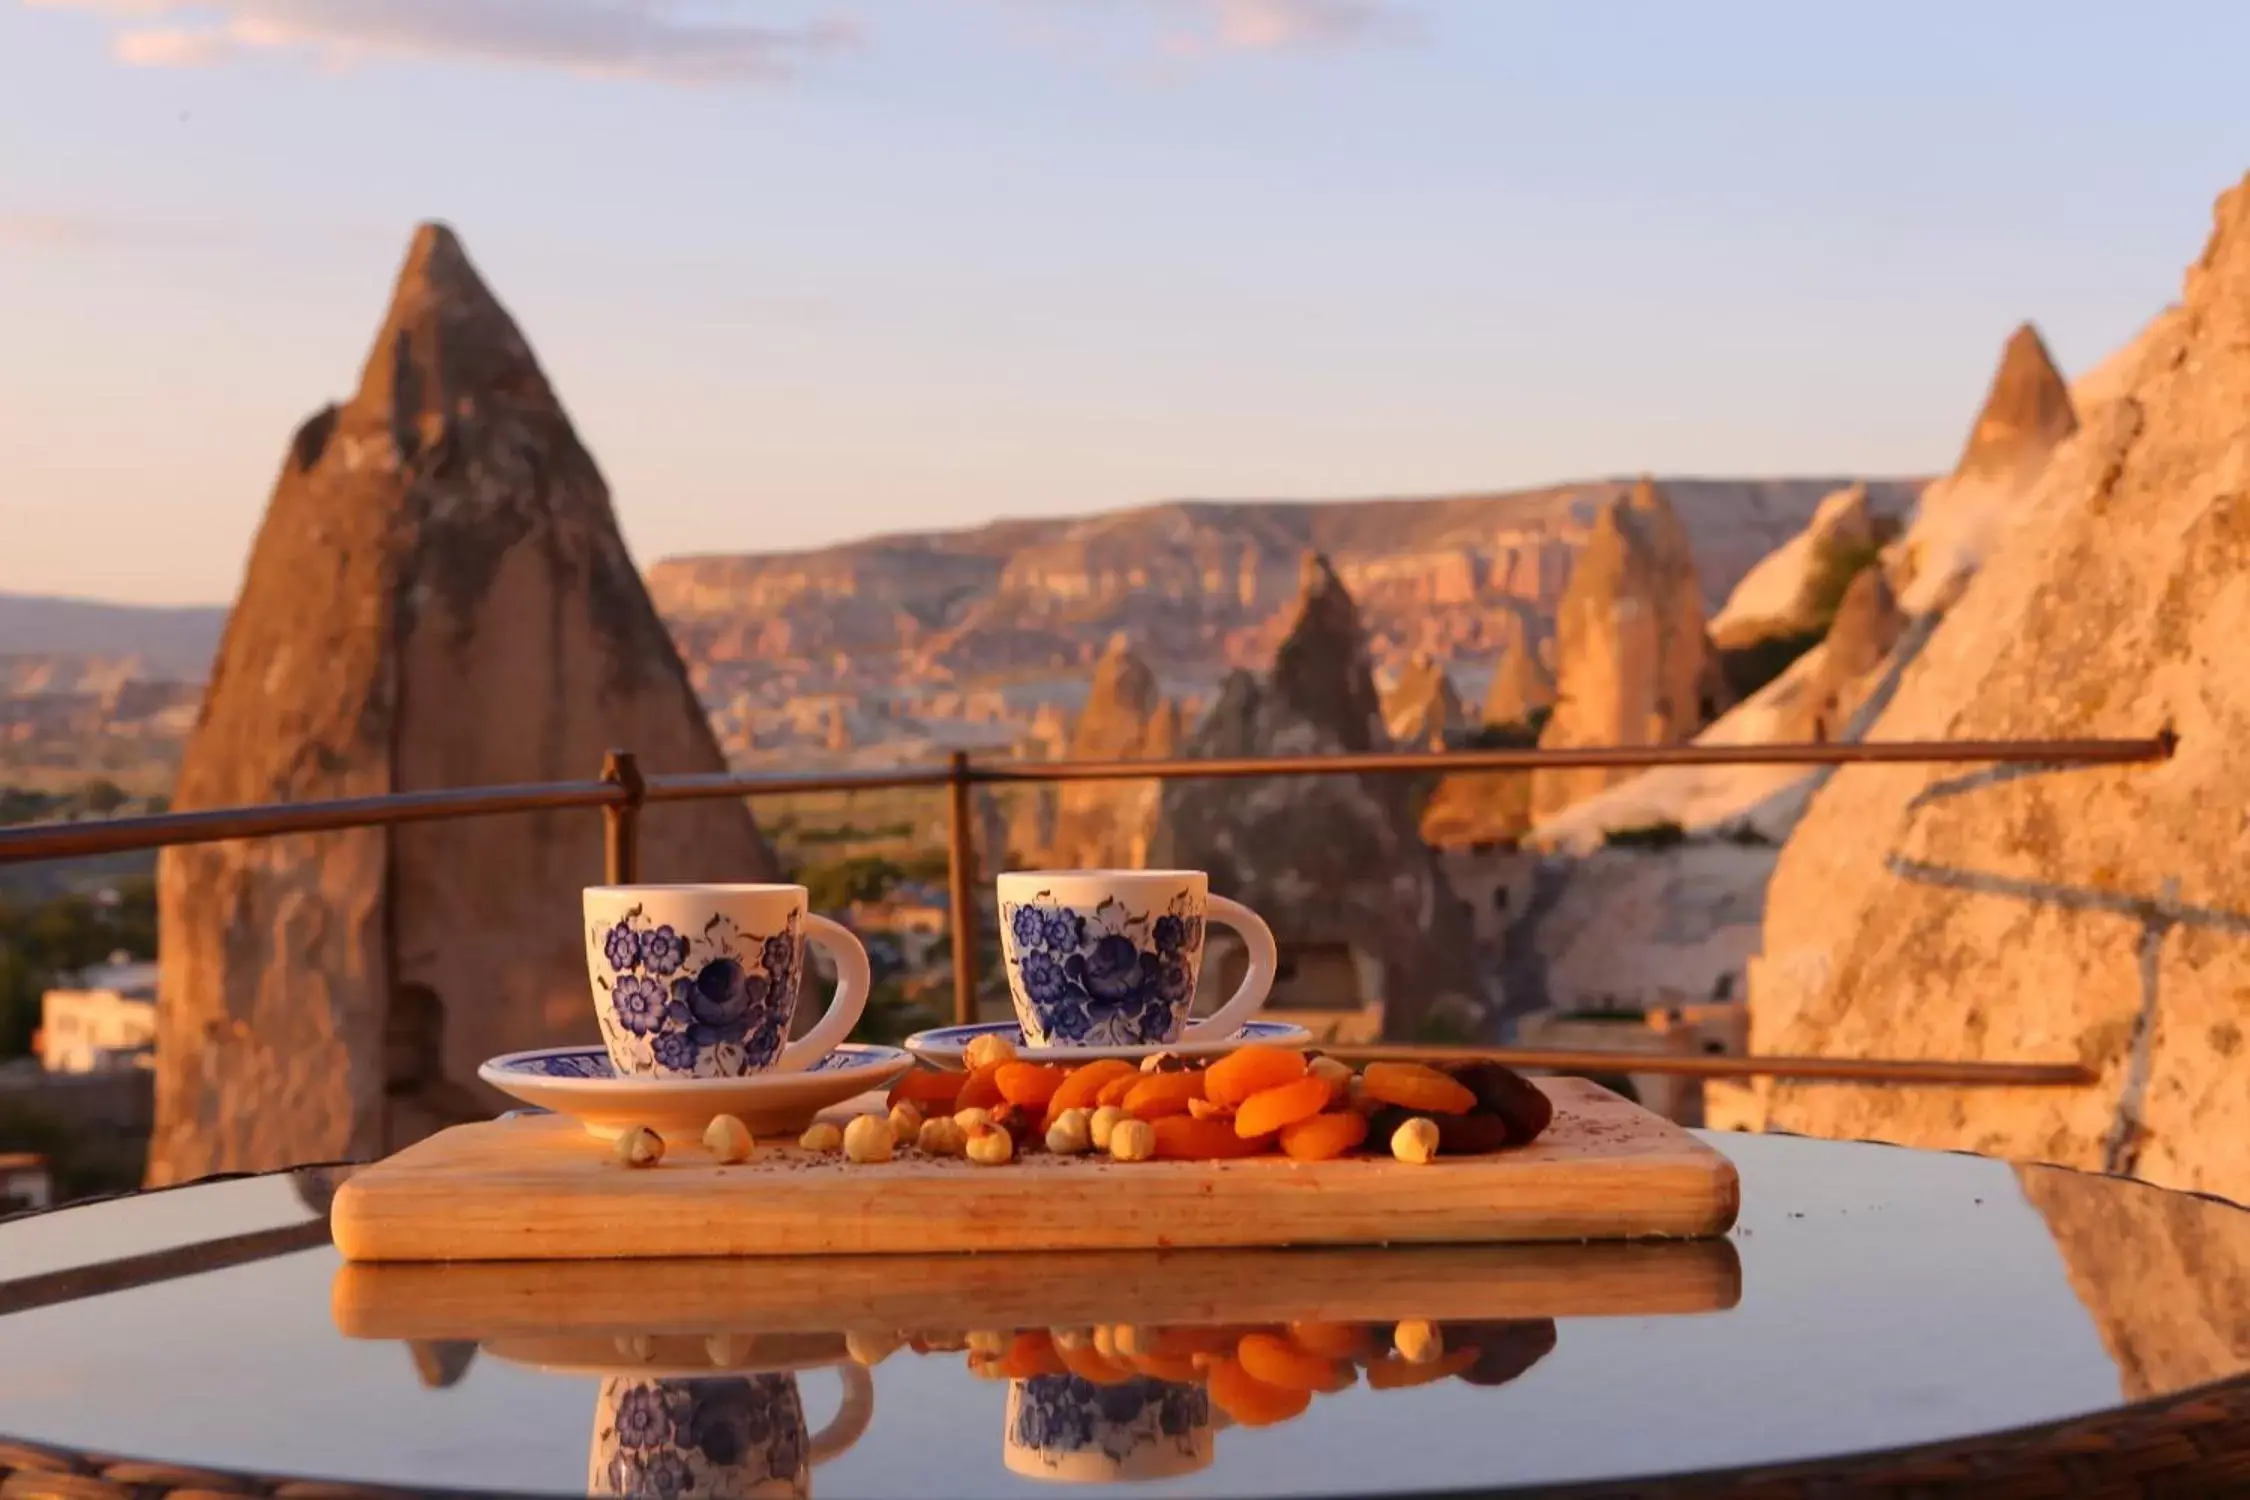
[946,750,980,1027]
[601,749,645,886]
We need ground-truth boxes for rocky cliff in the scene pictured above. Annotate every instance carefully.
[1530,478,1724,820]
[149,224,776,1185]
[1707,483,1889,649]
[1042,634,1179,869]
[1381,652,1467,750]
[1148,556,1491,1039]
[1740,171,2250,1203]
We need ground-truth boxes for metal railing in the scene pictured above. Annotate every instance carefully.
[0,731,2176,1087]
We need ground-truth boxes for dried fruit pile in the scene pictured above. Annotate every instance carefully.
[845,1316,1560,1425]
[800,1040,1554,1168]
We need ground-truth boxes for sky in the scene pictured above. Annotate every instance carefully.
[3,1,2248,606]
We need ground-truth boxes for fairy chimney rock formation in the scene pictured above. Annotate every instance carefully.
[1481,609,1558,731]
[1709,483,1880,649]
[1892,323,2080,615]
[1149,555,1492,1038]
[1045,634,1178,869]
[1531,477,1720,819]
[1742,171,2250,1205]
[149,223,777,1186]
[1382,652,1465,750]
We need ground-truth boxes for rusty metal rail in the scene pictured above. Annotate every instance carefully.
[0,731,2172,1083]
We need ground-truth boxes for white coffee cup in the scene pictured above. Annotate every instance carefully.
[995,869,1276,1048]
[583,884,869,1079]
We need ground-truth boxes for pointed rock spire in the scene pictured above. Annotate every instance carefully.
[151,223,776,1185]
[1955,322,2078,484]
[1271,553,1388,753]
[1045,633,1178,868]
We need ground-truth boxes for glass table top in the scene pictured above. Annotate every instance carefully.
[1,1132,2246,1498]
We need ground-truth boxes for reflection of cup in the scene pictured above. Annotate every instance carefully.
[1003,1374,1215,1485]
[589,1367,872,1499]
[584,884,870,1080]
[996,870,1276,1048]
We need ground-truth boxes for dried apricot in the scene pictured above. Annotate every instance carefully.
[1096,1074,1141,1108]
[1125,1351,1203,1383]
[1057,1342,1137,1385]
[1204,1045,1307,1107]
[1359,1062,1477,1115]
[1123,1071,1206,1120]
[995,1062,1070,1110]
[1287,1321,1374,1361]
[1236,1333,1353,1393]
[1234,1076,1333,1137]
[1278,1110,1370,1162]
[955,1063,1007,1112]
[1151,1114,1271,1159]
[997,1331,1065,1379]
[887,1069,964,1112]
[1205,1356,1313,1427]
[1365,1348,1478,1389]
[1146,1326,1239,1357]
[1043,1059,1139,1128]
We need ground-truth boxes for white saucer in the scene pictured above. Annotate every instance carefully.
[477,1044,912,1141]
[902,1019,1314,1071]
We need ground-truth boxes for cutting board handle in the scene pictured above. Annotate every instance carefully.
[780,915,872,1072]
[1182,895,1277,1042]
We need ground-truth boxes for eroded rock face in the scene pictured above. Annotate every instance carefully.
[1709,483,1885,650]
[1149,556,1492,1038]
[150,224,776,1185]
[1382,651,1466,750]
[1742,173,2250,1203]
[1044,634,1179,869]
[1531,478,1722,820]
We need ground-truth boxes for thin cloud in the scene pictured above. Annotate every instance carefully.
[1165,0,1418,58]
[25,0,861,85]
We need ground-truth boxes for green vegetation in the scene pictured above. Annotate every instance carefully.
[1802,536,1887,629]
[847,978,945,1048]
[0,877,158,1060]
[0,778,138,827]
[1602,820,1687,850]
[1717,629,1824,703]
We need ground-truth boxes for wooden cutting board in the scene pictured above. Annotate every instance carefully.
[330,1078,1739,1263]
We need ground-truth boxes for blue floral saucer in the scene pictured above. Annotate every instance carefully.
[901,1019,1315,1071]
[478,1044,912,1142]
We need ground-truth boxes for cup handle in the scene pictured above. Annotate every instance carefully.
[776,915,870,1074]
[1180,895,1277,1043]
[809,1363,876,1465]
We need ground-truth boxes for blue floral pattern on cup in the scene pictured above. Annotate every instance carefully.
[1000,889,1204,1047]
[591,1375,808,1499]
[590,906,803,1079]
[502,1047,875,1081]
[1010,1375,1209,1472]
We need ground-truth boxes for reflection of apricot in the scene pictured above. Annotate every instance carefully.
[998,1331,1065,1379]
[1287,1321,1374,1361]
[1204,1046,1307,1108]
[1237,1333,1353,1393]
[1127,1352,1204,1383]
[1057,1343,1138,1385]
[1234,1077,1333,1138]
[1149,1326,1239,1357]
[1205,1356,1313,1427]
[1365,1349,1478,1389]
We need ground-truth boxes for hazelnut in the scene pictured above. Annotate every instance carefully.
[798,1121,844,1152]
[887,1101,924,1147]
[1393,1318,1443,1365]
[1045,1107,1094,1156]
[613,1126,665,1168]
[963,1033,1018,1071]
[1108,1118,1156,1163]
[1307,1055,1355,1097]
[1391,1116,1441,1165]
[917,1116,968,1157]
[845,1330,903,1367]
[703,1115,754,1163]
[842,1113,894,1164]
[964,1122,1015,1166]
[966,1329,1008,1357]
[1089,1105,1130,1151]
[953,1107,995,1132]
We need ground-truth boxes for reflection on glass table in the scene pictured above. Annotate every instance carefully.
[0,1133,2247,1498]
